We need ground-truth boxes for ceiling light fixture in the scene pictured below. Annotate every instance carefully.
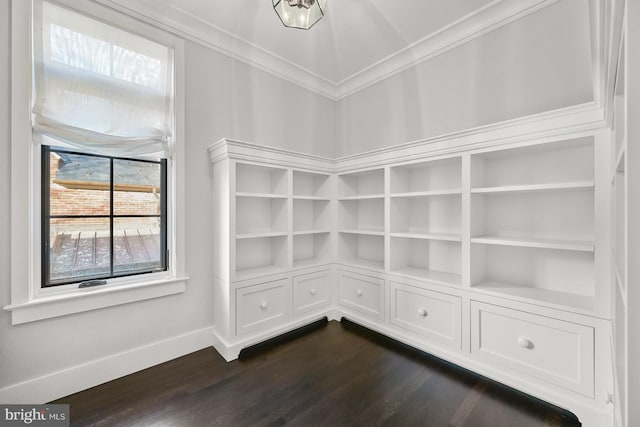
[272,0,327,30]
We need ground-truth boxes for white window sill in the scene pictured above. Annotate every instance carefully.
[3,276,189,325]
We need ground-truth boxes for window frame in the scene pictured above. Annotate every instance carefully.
[41,146,169,288]
[5,0,188,325]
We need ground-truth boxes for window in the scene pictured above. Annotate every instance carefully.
[42,147,168,287]
[34,1,174,288]
[5,0,186,324]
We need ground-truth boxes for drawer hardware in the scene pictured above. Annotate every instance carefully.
[418,308,428,317]
[356,289,363,297]
[310,288,317,295]
[260,301,269,310]
[517,337,534,349]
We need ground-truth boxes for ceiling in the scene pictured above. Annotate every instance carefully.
[104,0,561,99]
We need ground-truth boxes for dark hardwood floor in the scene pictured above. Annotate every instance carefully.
[53,319,581,426]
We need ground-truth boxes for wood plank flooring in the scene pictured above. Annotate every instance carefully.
[53,319,581,426]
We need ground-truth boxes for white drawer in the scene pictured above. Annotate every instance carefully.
[390,281,461,349]
[236,279,289,337]
[471,301,594,397]
[293,270,330,315]
[338,270,384,319]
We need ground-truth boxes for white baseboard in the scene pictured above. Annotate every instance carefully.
[0,327,214,404]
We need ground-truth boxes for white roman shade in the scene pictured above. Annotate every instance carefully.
[32,1,174,158]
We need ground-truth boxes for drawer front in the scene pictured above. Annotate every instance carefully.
[390,281,461,349]
[236,279,289,337]
[293,270,330,315]
[471,301,594,397]
[338,270,384,319]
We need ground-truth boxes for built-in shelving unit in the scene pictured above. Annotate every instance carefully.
[292,170,332,268]
[338,169,385,269]
[235,163,289,279]
[469,138,596,310]
[389,157,462,284]
[211,128,612,425]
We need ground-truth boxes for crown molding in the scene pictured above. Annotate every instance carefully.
[95,0,562,101]
[335,0,559,99]
[208,102,606,174]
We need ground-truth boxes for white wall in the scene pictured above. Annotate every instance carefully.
[0,0,335,394]
[335,0,594,157]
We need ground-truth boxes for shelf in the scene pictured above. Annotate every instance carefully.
[471,236,594,252]
[293,170,330,199]
[338,194,385,201]
[338,258,385,271]
[339,229,385,236]
[293,195,331,201]
[390,189,462,198]
[292,258,332,270]
[293,229,331,236]
[236,163,287,196]
[390,232,461,242]
[472,281,595,313]
[236,231,288,240]
[235,265,288,281]
[236,192,288,199]
[390,157,461,194]
[471,181,594,195]
[390,267,461,286]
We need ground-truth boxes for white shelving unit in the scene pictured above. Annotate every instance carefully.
[389,157,462,283]
[234,163,290,279]
[338,169,385,269]
[210,131,614,426]
[292,170,332,268]
[469,139,597,310]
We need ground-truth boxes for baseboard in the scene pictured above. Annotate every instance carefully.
[0,326,214,404]
[211,311,332,362]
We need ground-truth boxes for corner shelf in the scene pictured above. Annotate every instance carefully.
[293,229,331,236]
[339,229,385,236]
[338,257,385,271]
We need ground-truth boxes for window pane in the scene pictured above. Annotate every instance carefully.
[113,217,163,274]
[113,159,162,216]
[48,217,111,283]
[49,151,110,216]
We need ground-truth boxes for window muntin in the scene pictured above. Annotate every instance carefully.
[42,146,167,287]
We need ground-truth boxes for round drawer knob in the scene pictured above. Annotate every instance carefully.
[418,308,428,317]
[310,288,317,295]
[517,337,534,349]
[356,289,363,297]
[260,301,268,310]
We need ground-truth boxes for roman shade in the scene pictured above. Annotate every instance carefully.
[32,1,174,158]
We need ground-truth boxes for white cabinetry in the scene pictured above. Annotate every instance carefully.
[210,131,614,426]
[210,141,335,361]
[471,301,594,397]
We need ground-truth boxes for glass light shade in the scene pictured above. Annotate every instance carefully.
[272,0,327,30]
